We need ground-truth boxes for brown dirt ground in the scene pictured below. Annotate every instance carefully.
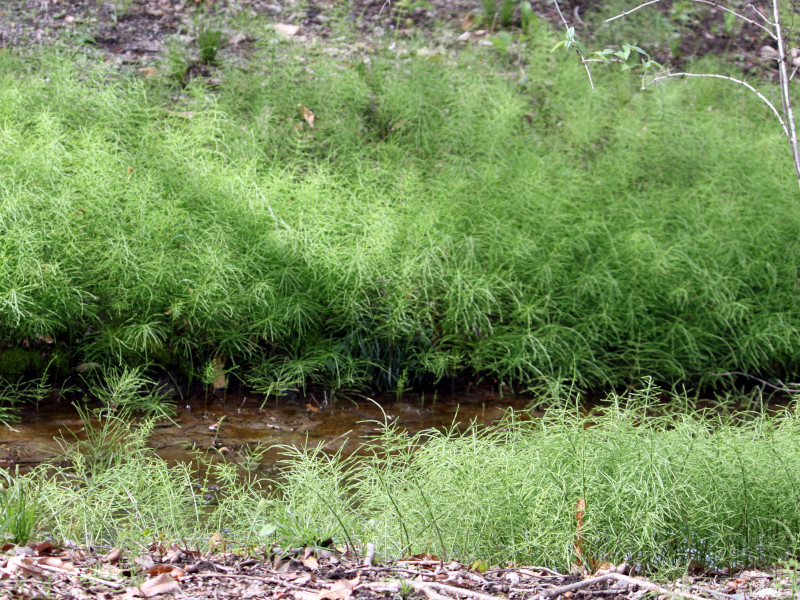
[0,0,779,74]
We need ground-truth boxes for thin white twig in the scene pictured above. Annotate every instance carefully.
[712,371,800,393]
[605,0,776,39]
[362,543,376,568]
[552,0,594,89]
[771,0,800,189]
[747,3,774,26]
[648,72,788,137]
[604,0,662,23]
[573,5,585,26]
[540,572,731,600]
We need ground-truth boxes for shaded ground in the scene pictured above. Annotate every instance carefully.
[1,541,796,600]
[0,0,778,74]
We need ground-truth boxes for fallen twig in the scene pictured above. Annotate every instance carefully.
[711,371,800,393]
[363,542,376,567]
[191,571,315,591]
[488,566,564,577]
[345,566,425,576]
[411,579,510,600]
[360,578,509,600]
[541,572,731,600]
[421,586,455,600]
[35,563,126,590]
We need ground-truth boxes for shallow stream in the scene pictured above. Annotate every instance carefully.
[0,390,535,473]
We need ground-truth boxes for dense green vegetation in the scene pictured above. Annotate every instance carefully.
[1,29,798,399]
[3,383,795,576]
[2,3,800,577]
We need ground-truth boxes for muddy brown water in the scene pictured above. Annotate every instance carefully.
[0,391,535,474]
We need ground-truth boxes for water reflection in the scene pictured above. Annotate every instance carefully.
[0,390,535,472]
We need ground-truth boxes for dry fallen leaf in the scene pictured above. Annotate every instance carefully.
[139,572,180,597]
[274,23,300,36]
[2,556,45,578]
[38,557,73,570]
[29,541,54,555]
[317,574,360,600]
[104,548,123,565]
[302,547,320,570]
[460,13,476,30]
[1,555,74,579]
[298,104,315,128]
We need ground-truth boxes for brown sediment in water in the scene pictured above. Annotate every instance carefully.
[0,390,535,473]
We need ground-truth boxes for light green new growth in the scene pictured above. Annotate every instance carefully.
[0,36,797,396]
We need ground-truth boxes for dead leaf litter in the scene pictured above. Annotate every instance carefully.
[0,541,795,600]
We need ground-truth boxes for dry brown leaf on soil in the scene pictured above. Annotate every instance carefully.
[104,548,123,565]
[1,555,74,578]
[274,23,300,36]
[298,105,315,128]
[38,557,74,570]
[302,547,320,570]
[140,572,180,597]
[317,574,360,600]
[29,541,54,555]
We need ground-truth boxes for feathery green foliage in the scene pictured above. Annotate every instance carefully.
[264,383,800,576]
[0,39,797,395]
[27,383,800,576]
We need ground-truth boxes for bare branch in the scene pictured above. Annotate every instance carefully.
[604,0,662,23]
[573,5,585,26]
[712,371,800,393]
[747,3,774,26]
[648,72,788,137]
[553,0,595,89]
[771,0,800,189]
[541,573,736,600]
[605,0,777,40]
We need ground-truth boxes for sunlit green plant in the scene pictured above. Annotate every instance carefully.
[0,471,39,545]
[198,25,223,66]
[265,383,800,575]
[0,45,799,397]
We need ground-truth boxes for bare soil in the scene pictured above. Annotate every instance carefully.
[0,0,776,74]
